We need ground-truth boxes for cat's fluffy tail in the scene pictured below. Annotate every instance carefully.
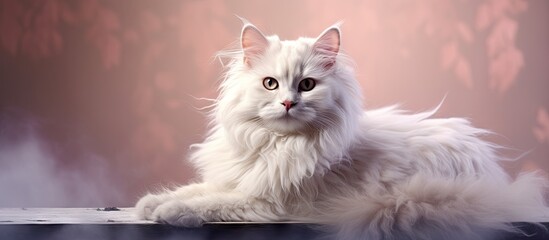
[322,172,549,240]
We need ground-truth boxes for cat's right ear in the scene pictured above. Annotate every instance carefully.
[241,24,269,67]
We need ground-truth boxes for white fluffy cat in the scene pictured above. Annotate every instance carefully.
[136,21,549,239]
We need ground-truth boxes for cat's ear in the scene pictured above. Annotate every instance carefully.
[313,26,341,69]
[241,24,269,67]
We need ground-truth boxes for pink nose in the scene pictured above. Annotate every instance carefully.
[281,100,296,111]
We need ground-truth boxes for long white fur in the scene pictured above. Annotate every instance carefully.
[136,22,549,239]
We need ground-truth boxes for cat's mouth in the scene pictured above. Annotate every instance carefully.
[280,110,299,120]
[272,113,293,122]
[264,116,304,133]
[258,106,316,132]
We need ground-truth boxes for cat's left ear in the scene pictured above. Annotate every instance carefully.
[313,25,341,69]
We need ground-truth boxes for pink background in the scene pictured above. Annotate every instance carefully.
[0,0,548,207]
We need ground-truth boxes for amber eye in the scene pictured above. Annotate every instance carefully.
[298,78,316,91]
[263,77,279,90]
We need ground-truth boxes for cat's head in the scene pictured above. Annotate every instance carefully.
[216,22,362,135]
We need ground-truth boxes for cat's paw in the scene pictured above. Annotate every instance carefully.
[152,199,205,227]
[135,193,170,220]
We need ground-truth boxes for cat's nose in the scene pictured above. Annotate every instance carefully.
[281,100,297,111]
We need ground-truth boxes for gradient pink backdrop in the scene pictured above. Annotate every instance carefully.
[0,0,548,207]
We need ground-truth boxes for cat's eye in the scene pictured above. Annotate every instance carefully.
[263,77,279,90]
[298,78,316,92]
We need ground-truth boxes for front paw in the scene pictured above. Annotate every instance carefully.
[135,193,170,220]
[152,200,205,227]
